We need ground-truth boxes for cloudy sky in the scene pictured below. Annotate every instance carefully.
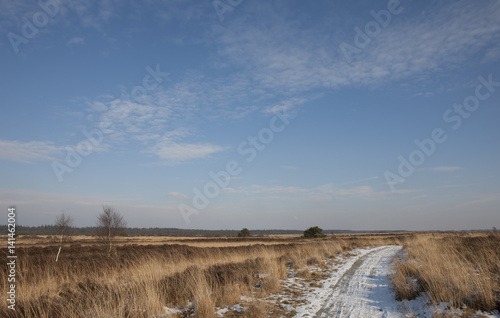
[1,0,499,231]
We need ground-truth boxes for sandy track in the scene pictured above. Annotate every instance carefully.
[294,245,402,318]
[313,245,402,317]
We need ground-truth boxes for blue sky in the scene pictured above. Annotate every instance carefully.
[1,0,499,230]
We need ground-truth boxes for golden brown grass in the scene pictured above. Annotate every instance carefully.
[5,232,498,317]
[242,301,269,318]
[9,234,304,248]
[0,233,407,317]
[391,232,500,313]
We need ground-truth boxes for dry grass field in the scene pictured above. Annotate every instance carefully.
[391,232,500,316]
[1,232,498,317]
[12,235,304,248]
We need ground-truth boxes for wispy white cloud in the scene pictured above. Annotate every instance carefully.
[482,45,500,64]
[334,186,375,196]
[447,193,500,210]
[0,189,182,227]
[222,182,420,202]
[0,139,109,164]
[0,1,206,50]
[49,0,500,166]
[0,140,63,163]
[0,2,32,34]
[325,184,421,197]
[143,139,225,162]
[429,166,464,172]
[167,192,189,200]
[263,97,309,115]
[212,1,500,95]
[223,185,310,195]
[337,176,379,186]
[222,184,332,202]
[67,0,121,31]
[83,71,263,162]
[86,92,228,163]
[412,194,429,200]
[440,184,474,189]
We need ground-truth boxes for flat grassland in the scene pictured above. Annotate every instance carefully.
[1,232,498,317]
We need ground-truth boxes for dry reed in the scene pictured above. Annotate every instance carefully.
[0,234,406,317]
[391,233,500,313]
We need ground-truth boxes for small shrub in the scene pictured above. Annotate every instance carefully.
[303,226,326,238]
[238,228,251,237]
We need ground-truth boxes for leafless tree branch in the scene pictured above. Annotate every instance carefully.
[96,205,127,257]
[55,212,74,262]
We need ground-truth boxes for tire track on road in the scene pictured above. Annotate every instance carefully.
[313,246,401,318]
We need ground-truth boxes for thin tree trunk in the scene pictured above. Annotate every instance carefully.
[108,240,112,257]
[108,223,112,257]
[56,230,63,262]
[56,245,62,262]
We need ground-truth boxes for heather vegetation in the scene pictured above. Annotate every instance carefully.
[1,233,406,317]
[391,232,500,314]
[1,232,498,317]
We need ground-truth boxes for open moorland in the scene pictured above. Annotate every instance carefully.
[1,232,499,317]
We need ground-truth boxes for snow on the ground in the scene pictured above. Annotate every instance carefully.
[292,245,401,317]
[163,306,182,315]
[216,304,244,316]
[214,245,500,318]
[274,245,499,318]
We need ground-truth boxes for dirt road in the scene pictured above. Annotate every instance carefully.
[313,245,401,317]
[294,245,403,318]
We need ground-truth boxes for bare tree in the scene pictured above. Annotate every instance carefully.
[55,212,74,262]
[96,205,126,257]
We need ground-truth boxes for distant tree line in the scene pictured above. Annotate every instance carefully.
[0,226,308,236]
[0,223,408,237]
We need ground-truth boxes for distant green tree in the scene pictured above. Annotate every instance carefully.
[238,228,251,237]
[303,226,326,238]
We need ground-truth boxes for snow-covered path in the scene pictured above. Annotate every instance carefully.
[294,245,403,318]
[313,245,402,317]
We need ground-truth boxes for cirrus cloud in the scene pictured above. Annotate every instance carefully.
[0,139,63,163]
[143,139,226,162]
